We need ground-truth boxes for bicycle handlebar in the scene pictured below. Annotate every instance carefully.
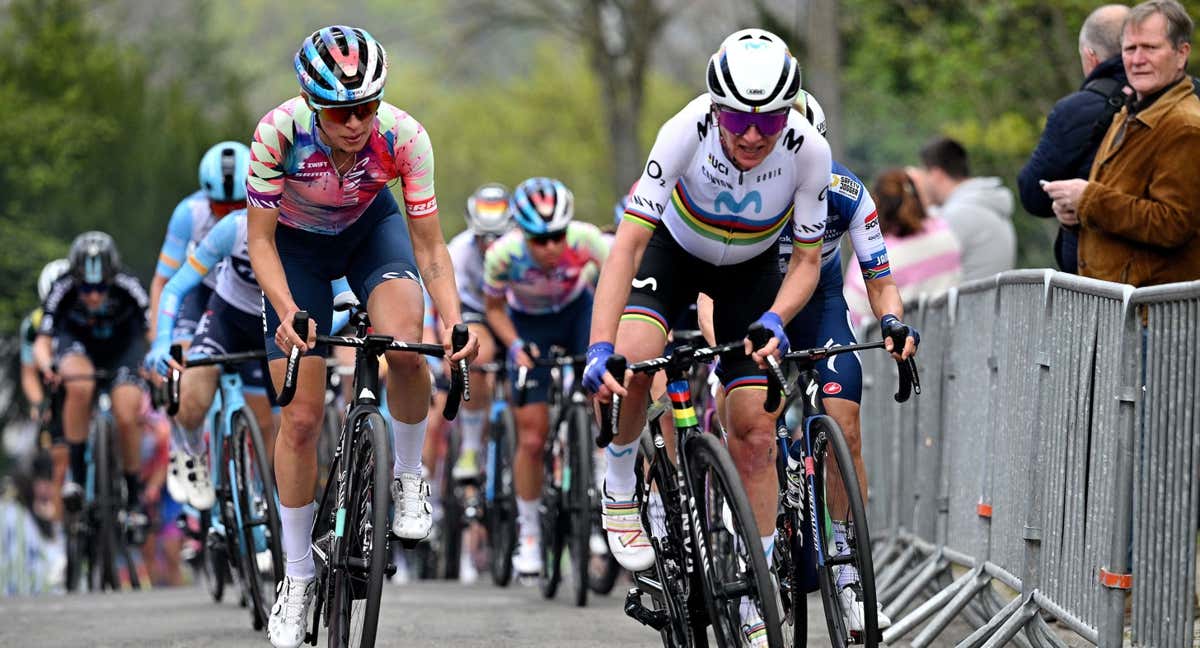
[274,312,471,419]
[165,345,270,416]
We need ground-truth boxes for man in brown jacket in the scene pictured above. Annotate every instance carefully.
[1044,0,1200,286]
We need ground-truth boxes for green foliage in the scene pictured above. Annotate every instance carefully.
[0,221,68,333]
[0,0,250,333]
[838,0,1200,268]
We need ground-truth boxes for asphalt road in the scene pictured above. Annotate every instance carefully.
[0,574,1013,648]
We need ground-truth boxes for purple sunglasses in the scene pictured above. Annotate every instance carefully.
[717,108,790,137]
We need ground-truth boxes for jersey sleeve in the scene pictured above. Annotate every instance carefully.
[112,273,150,334]
[154,217,236,344]
[835,173,891,281]
[39,277,74,335]
[384,108,438,220]
[623,101,704,230]
[247,103,296,210]
[482,236,516,298]
[156,199,194,278]
[190,212,240,275]
[789,126,832,249]
[573,222,609,265]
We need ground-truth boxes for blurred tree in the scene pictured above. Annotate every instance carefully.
[451,0,681,195]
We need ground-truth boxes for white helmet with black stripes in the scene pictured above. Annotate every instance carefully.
[706,28,801,113]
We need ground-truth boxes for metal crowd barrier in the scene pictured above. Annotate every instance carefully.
[859,270,1199,647]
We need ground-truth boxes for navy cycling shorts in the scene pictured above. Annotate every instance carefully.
[785,259,862,403]
[172,283,213,344]
[509,293,592,405]
[264,190,421,360]
[52,328,146,390]
[189,295,270,393]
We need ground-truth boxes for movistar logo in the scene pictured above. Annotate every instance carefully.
[714,191,762,215]
[631,277,658,291]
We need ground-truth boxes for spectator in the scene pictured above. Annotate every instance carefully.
[1018,4,1131,273]
[1044,0,1200,286]
[844,169,963,326]
[917,137,1017,281]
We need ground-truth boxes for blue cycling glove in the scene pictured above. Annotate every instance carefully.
[582,342,615,393]
[881,314,921,348]
[144,339,172,377]
[752,311,790,354]
[507,338,527,365]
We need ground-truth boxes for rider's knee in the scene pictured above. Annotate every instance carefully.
[385,351,427,377]
[63,379,94,404]
[516,425,546,457]
[279,403,323,447]
[727,421,775,473]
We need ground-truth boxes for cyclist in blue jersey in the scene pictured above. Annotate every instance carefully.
[144,210,350,511]
[148,142,250,346]
[33,232,151,537]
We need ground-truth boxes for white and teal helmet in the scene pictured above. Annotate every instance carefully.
[510,177,573,236]
[37,258,70,302]
[706,28,801,113]
[198,141,250,203]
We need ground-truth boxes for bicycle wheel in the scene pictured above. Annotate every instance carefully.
[639,432,693,648]
[539,420,565,600]
[776,507,811,647]
[685,433,783,648]
[440,423,463,581]
[90,418,120,591]
[233,410,284,631]
[318,402,341,493]
[328,412,391,648]
[487,406,518,587]
[200,508,227,603]
[809,416,879,646]
[567,405,593,607]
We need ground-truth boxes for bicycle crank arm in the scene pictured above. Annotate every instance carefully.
[624,587,670,631]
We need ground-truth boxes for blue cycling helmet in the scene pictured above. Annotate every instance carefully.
[198,141,250,203]
[295,26,387,108]
[510,177,574,236]
[612,195,629,228]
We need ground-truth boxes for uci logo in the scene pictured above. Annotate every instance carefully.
[714,190,763,215]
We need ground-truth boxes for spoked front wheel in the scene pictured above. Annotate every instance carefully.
[686,433,783,648]
[487,407,518,587]
[638,432,693,648]
[328,413,392,648]
[567,405,594,607]
[232,410,284,631]
[807,416,879,646]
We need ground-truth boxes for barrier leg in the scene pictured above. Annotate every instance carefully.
[910,566,990,648]
[875,543,918,594]
[883,565,976,643]
[970,594,1040,648]
[883,552,946,616]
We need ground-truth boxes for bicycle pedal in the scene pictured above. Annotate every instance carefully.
[623,587,669,631]
[384,562,397,578]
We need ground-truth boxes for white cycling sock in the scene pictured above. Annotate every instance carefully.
[280,501,316,580]
[517,497,540,538]
[832,520,860,588]
[603,439,639,495]
[459,408,486,452]
[172,420,204,457]
[761,535,775,569]
[392,417,427,477]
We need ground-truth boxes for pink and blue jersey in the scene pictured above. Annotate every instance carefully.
[247,97,437,234]
[483,222,609,315]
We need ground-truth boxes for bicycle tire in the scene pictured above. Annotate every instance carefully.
[639,432,693,648]
[440,423,464,581]
[539,419,565,600]
[91,417,120,591]
[328,412,391,648]
[685,432,783,648]
[568,405,593,607]
[809,416,879,646]
[200,508,227,603]
[487,406,518,587]
[233,409,284,631]
[318,402,341,493]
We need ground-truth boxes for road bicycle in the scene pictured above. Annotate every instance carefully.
[166,346,284,631]
[274,301,468,648]
[751,324,919,647]
[603,340,783,647]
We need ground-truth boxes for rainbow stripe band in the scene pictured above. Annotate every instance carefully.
[672,180,793,245]
[667,380,699,428]
[621,306,668,337]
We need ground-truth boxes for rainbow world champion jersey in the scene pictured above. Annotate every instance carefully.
[622,94,831,266]
[247,97,437,234]
[483,222,609,315]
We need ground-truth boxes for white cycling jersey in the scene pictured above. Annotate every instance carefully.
[622,94,831,266]
[446,230,488,313]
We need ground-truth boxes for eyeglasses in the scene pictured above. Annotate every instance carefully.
[79,282,108,294]
[316,99,381,125]
[528,231,566,246]
[716,108,790,137]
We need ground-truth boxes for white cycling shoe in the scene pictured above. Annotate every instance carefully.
[601,484,655,572]
[513,534,543,576]
[391,472,433,542]
[268,576,316,648]
[176,451,215,511]
[739,597,769,648]
[838,581,893,632]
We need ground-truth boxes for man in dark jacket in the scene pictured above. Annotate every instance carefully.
[1018,4,1130,273]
